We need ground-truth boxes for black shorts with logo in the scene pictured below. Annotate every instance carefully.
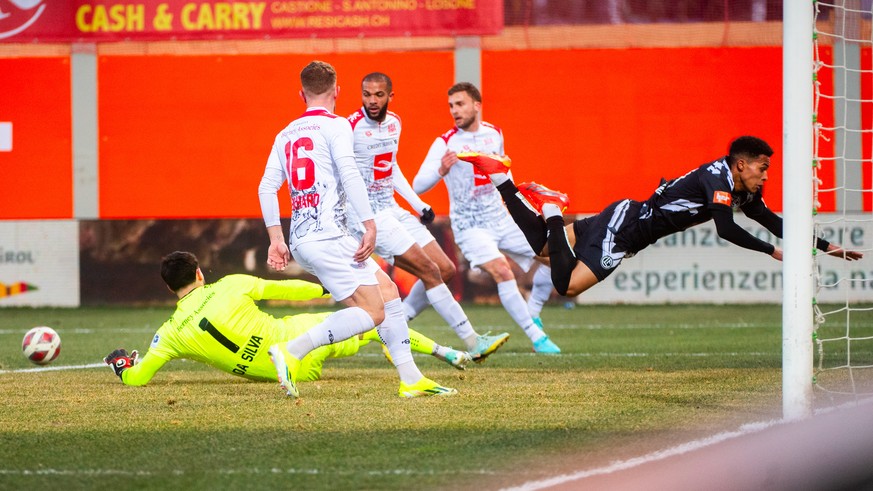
[571,199,645,281]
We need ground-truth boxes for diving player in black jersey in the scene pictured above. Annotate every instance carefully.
[458,136,864,298]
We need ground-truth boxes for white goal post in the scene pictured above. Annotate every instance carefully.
[782,2,815,421]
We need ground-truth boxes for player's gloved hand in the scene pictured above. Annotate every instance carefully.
[104,348,137,379]
[420,207,435,225]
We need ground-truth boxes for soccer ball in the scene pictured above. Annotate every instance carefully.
[22,326,61,365]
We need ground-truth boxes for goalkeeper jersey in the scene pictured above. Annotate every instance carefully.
[121,274,328,386]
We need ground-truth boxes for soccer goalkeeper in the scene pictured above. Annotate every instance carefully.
[104,251,471,393]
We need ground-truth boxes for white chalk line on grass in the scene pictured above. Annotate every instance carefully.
[0,363,105,374]
[0,467,500,477]
[501,419,784,491]
[1,351,778,375]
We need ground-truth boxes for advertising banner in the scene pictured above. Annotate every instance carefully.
[575,213,873,305]
[0,221,80,307]
[0,0,502,42]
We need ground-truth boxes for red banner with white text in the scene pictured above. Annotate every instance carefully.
[0,0,502,42]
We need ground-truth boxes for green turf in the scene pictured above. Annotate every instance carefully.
[0,303,830,489]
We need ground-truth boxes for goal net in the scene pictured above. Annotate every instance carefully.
[811,0,873,402]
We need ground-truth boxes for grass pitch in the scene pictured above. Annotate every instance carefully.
[1,304,787,489]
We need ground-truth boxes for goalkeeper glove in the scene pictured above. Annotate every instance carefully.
[104,348,138,379]
[419,207,435,225]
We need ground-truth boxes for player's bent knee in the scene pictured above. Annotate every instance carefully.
[438,261,457,282]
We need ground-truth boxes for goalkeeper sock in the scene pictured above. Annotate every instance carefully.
[546,216,576,296]
[402,280,429,320]
[497,180,548,254]
[407,327,437,356]
[357,328,383,347]
[425,283,477,342]
[497,279,544,342]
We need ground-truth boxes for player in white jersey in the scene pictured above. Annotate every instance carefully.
[412,82,561,354]
[347,72,510,362]
[258,60,456,398]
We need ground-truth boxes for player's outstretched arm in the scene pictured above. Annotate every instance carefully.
[413,139,449,194]
[104,349,166,386]
[254,276,332,302]
[824,243,864,261]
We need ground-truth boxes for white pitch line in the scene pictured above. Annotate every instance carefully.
[0,363,105,374]
[0,351,776,375]
[501,419,784,491]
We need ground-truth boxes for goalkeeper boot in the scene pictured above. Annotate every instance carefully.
[457,151,512,175]
[441,349,472,370]
[532,317,544,329]
[532,335,561,354]
[399,377,458,398]
[268,344,300,398]
[380,344,395,365]
[517,182,570,214]
[470,331,510,363]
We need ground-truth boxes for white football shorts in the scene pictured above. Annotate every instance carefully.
[352,207,436,265]
[454,215,536,272]
[291,235,380,301]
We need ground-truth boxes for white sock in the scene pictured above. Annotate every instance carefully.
[286,306,374,359]
[378,298,424,385]
[542,203,562,219]
[426,283,477,344]
[432,344,450,359]
[497,279,545,343]
[527,265,553,319]
[490,172,510,186]
[402,280,429,321]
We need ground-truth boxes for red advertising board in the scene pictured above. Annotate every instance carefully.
[0,0,502,42]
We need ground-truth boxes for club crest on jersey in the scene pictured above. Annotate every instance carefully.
[600,256,615,269]
[712,191,732,206]
[387,123,397,133]
[365,130,372,137]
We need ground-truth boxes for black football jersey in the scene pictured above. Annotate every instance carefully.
[637,156,762,246]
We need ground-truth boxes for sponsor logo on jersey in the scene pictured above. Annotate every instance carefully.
[712,191,732,206]
[601,256,615,269]
[374,152,393,180]
[292,192,321,209]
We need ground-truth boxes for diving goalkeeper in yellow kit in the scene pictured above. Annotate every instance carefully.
[103,251,471,389]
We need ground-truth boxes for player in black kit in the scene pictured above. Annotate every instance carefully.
[458,136,864,298]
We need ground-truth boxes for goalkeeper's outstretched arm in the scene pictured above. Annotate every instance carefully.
[104,349,168,386]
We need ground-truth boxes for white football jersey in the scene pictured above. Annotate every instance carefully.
[263,107,356,247]
[415,122,508,232]
[348,108,404,214]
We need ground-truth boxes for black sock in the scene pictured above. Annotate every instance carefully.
[546,216,575,296]
[496,181,548,254]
